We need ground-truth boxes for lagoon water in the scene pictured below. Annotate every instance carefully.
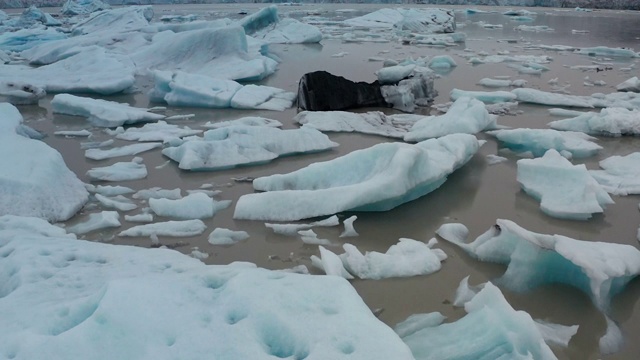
[17,4,640,359]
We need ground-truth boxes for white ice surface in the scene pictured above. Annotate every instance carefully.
[340,216,359,238]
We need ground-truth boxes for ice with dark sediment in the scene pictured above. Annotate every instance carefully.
[295,110,422,139]
[234,134,480,221]
[487,128,602,158]
[437,219,640,353]
[0,103,88,222]
[0,80,45,105]
[162,126,338,171]
[517,149,613,220]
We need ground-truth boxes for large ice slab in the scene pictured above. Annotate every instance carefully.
[295,110,421,139]
[150,71,295,110]
[400,281,569,360]
[344,8,456,33]
[437,219,640,353]
[0,103,88,222]
[517,150,613,220]
[234,134,480,221]
[0,221,414,359]
[162,126,338,171]
[488,128,601,158]
[404,97,496,142]
[590,152,640,195]
[132,26,277,82]
[549,107,640,136]
[52,94,165,128]
[312,238,447,280]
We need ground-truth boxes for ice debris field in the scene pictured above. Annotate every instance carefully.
[2,2,640,359]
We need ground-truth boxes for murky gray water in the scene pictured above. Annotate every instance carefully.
[16,4,640,359]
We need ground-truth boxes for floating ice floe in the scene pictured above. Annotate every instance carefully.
[340,216,359,238]
[149,193,231,220]
[118,219,207,237]
[66,211,121,235]
[0,80,45,105]
[516,25,554,32]
[85,143,162,160]
[86,157,147,182]
[94,194,137,212]
[344,8,456,34]
[295,110,421,139]
[62,0,110,15]
[132,26,277,82]
[468,54,551,65]
[486,154,508,165]
[52,94,165,128]
[450,89,517,104]
[437,219,640,353]
[399,280,573,360]
[312,238,446,280]
[116,121,202,142]
[54,130,92,137]
[163,126,338,171]
[517,150,613,220]
[92,185,134,196]
[549,108,640,136]
[124,213,153,223]
[405,97,496,142]
[299,229,334,246]
[238,6,322,44]
[133,187,182,200]
[265,215,340,236]
[0,103,88,222]
[208,228,250,245]
[589,152,640,195]
[488,129,601,158]
[234,134,480,221]
[376,64,417,84]
[0,220,414,359]
[1,47,136,95]
[575,46,639,58]
[150,71,295,110]
[616,76,640,92]
[203,116,282,129]
[477,78,527,88]
[427,55,457,70]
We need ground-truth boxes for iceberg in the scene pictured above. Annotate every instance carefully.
[437,219,640,353]
[52,94,165,128]
[488,128,602,158]
[118,219,206,237]
[85,143,162,161]
[517,150,613,220]
[0,28,66,52]
[86,158,147,182]
[478,78,527,88]
[400,281,569,360]
[376,64,416,85]
[149,193,231,220]
[150,71,294,110]
[71,6,153,35]
[313,238,446,280]
[0,221,414,359]
[132,26,277,82]
[512,88,594,107]
[61,0,110,16]
[0,80,45,105]
[549,107,640,136]
[116,121,202,142]
[0,103,88,222]
[616,76,640,92]
[299,229,334,246]
[404,97,496,142]
[208,228,250,245]
[344,8,456,34]
[590,152,640,195]
[162,126,338,171]
[295,110,421,139]
[238,6,322,44]
[5,5,61,28]
[234,134,480,221]
[66,211,121,235]
[428,55,457,70]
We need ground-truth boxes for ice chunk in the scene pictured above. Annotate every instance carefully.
[478,78,526,88]
[549,107,640,136]
[208,228,250,245]
[149,193,230,220]
[535,319,579,348]
[230,85,297,111]
[576,46,639,58]
[512,88,594,107]
[61,0,110,15]
[0,80,46,105]
[340,216,359,237]
[488,128,602,158]
[486,154,508,165]
[517,150,613,220]
[54,130,91,137]
[0,104,88,222]
[405,97,496,142]
[265,215,340,236]
[86,158,147,182]
[295,110,420,139]
[162,126,338,171]
[376,64,416,85]
[344,8,456,33]
[616,76,640,92]
[298,229,334,246]
[93,185,134,196]
[0,215,74,239]
[393,312,446,338]
[203,117,282,129]
[450,89,517,104]
[6,6,61,28]
[380,72,437,112]
[452,276,484,306]
[133,187,182,200]
[311,246,354,279]
[72,6,153,35]
[428,55,457,70]
[401,281,566,360]
[234,134,479,221]
[124,214,153,223]
[85,143,162,160]
[255,18,322,44]
[94,194,137,212]
[116,121,202,142]
[118,219,206,237]
[52,94,165,128]
[590,152,640,195]
[66,211,121,235]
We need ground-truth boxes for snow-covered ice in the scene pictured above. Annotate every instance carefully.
[208,228,250,245]
[52,94,165,128]
[149,193,231,220]
[66,211,121,234]
[162,126,338,171]
[86,158,147,182]
[488,128,602,158]
[517,150,613,220]
[234,134,480,221]
[0,103,88,222]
